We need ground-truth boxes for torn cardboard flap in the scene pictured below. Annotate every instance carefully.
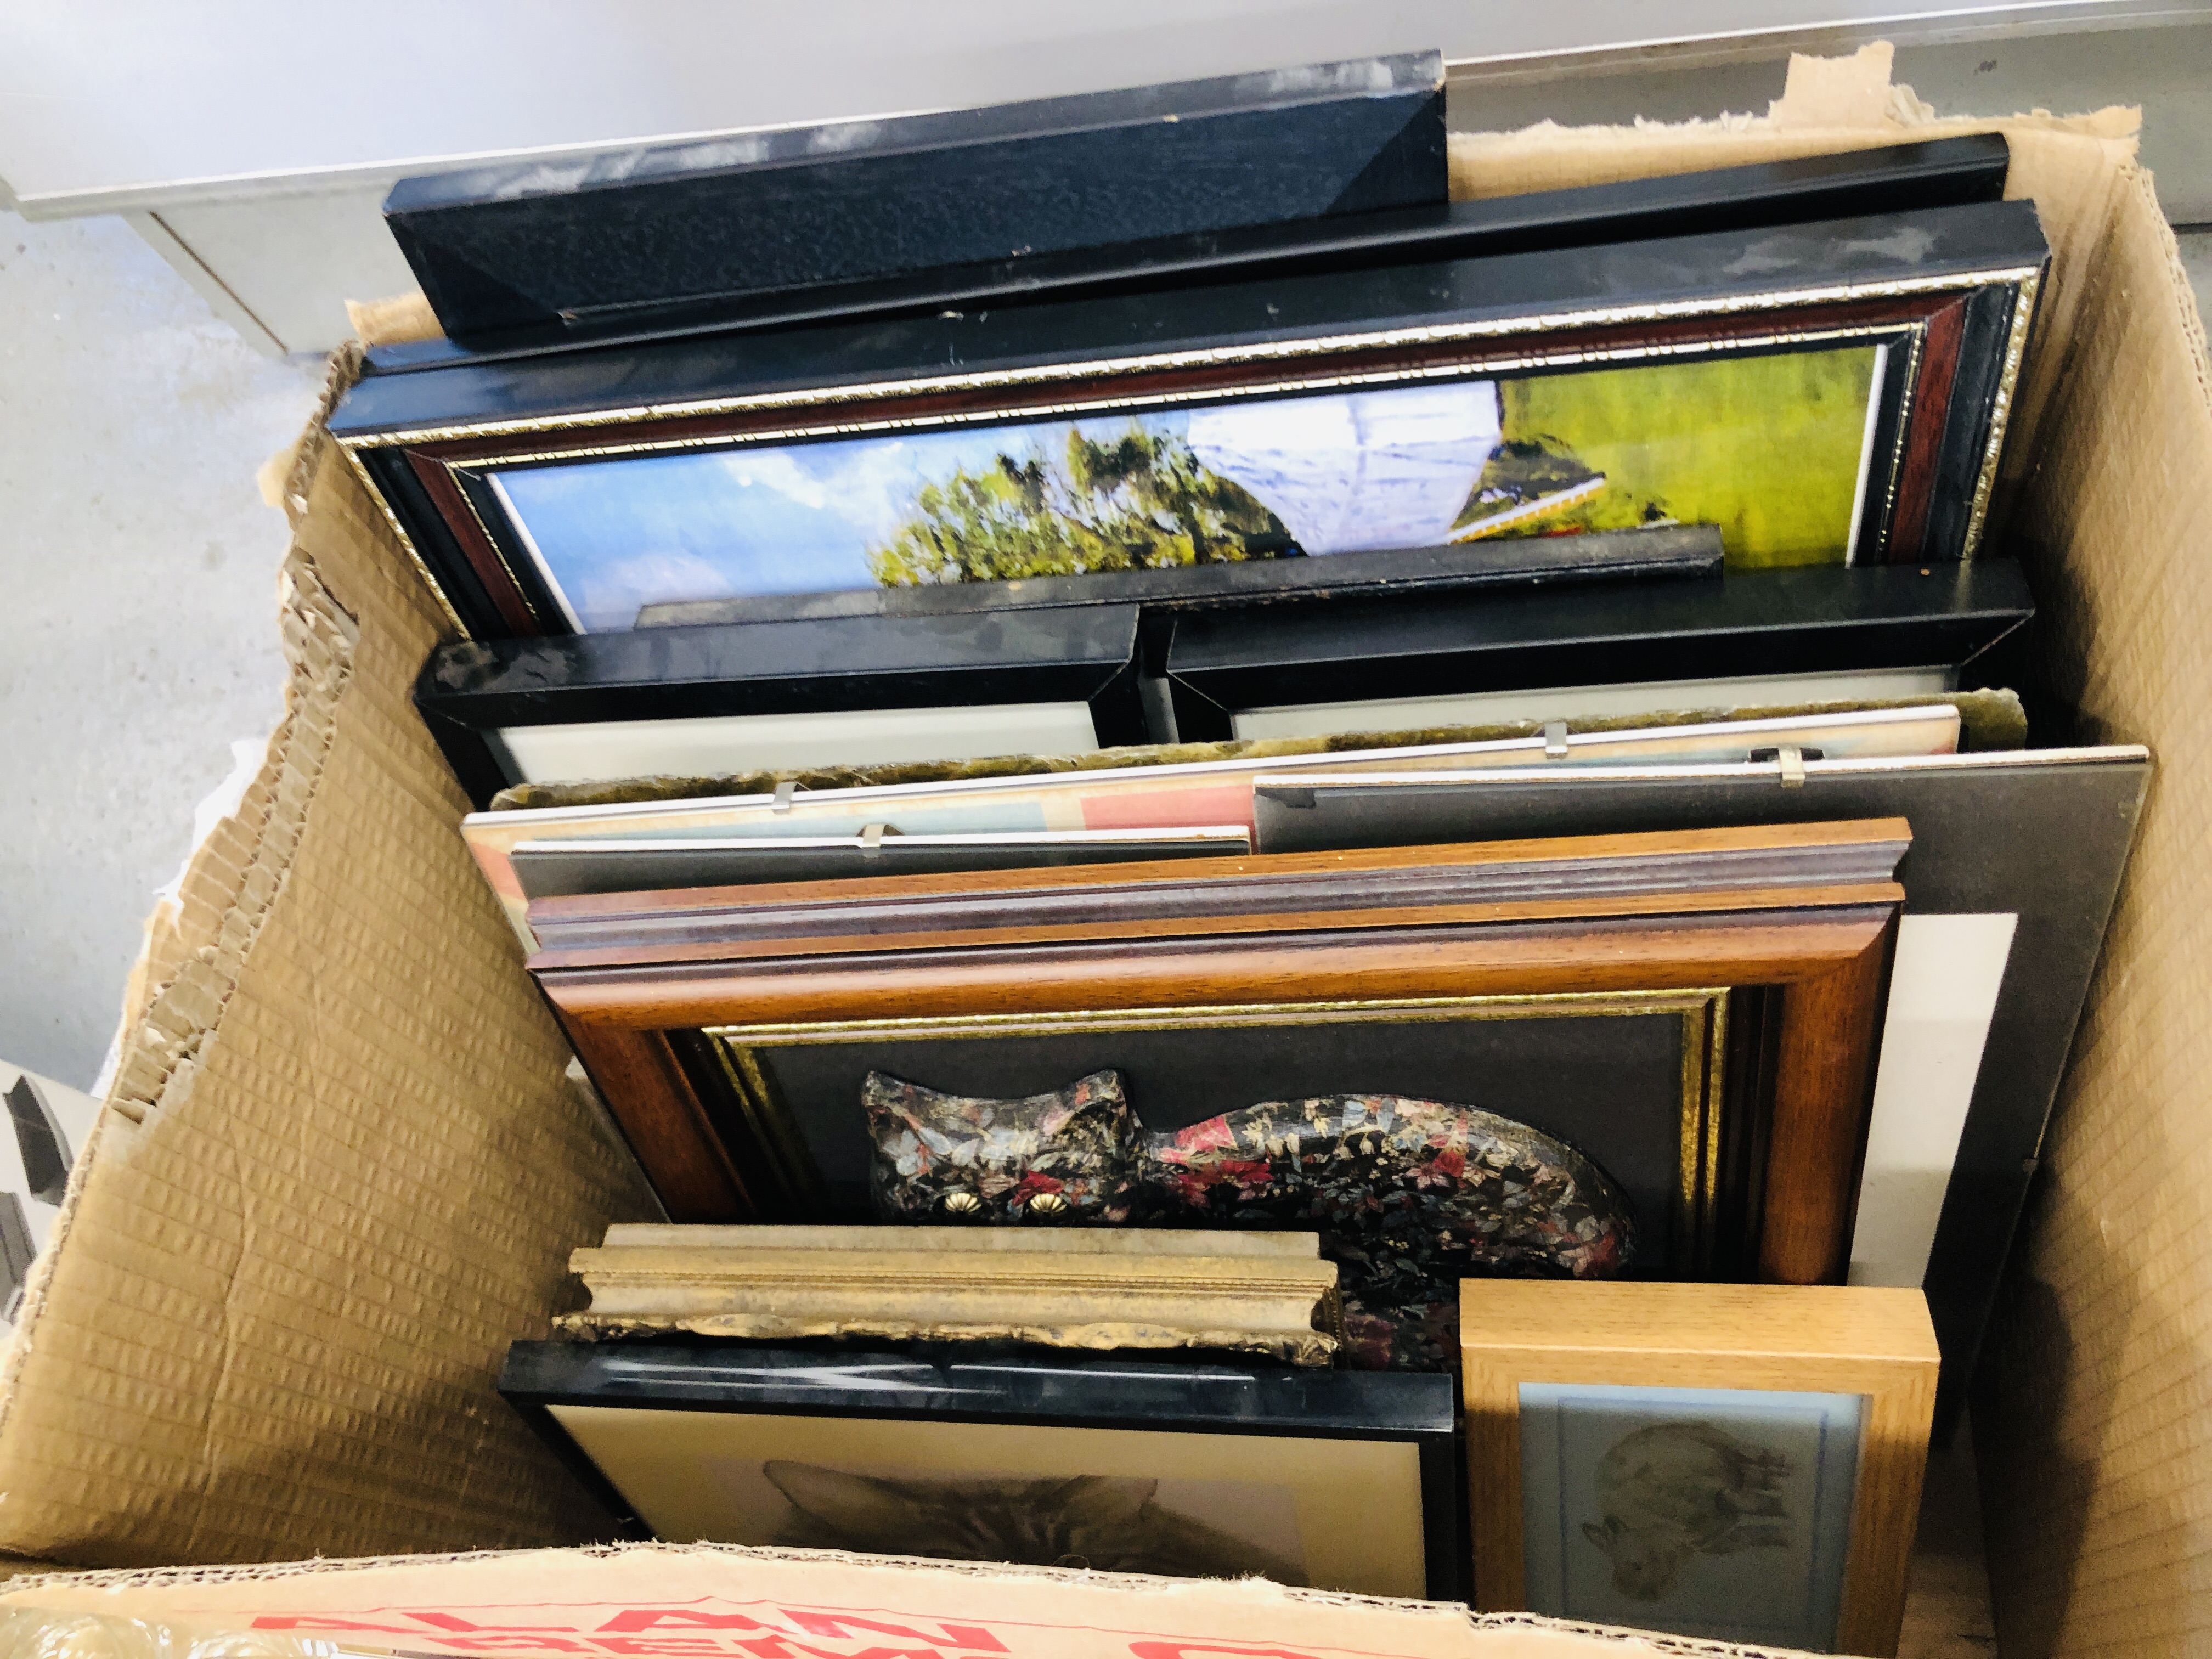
[0,341,658,1567]
[0,1542,1829,1659]
[1768,42,1919,131]
[346,291,444,348]
[1446,54,2137,201]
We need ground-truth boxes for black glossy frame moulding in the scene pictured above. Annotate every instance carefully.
[633,524,1722,629]
[417,604,1149,809]
[367,132,2010,370]
[384,51,1447,348]
[334,200,2049,641]
[1164,560,2036,742]
[500,1341,1464,1598]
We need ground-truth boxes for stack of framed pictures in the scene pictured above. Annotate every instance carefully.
[331,100,2047,793]
[331,56,2146,1647]
[461,701,1977,941]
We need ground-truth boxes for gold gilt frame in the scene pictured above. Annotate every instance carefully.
[703,988,1733,1272]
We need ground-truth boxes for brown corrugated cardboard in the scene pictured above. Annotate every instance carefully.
[0,1542,1822,1659]
[0,41,2197,1659]
[0,360,657,1566]
[1969,154,2212,1659]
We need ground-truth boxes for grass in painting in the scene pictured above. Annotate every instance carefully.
[1462,347,1882,568]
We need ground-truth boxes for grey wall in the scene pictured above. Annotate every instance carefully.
[0,209,321,1085]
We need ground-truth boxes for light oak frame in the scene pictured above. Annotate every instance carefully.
[1459,1279,1940,1657]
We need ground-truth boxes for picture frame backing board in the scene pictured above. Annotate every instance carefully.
[1254,746,2150,1432]
[511,827,1255,902]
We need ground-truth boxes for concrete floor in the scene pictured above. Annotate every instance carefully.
[2,211,2210,1090]
[0,209,323,1086]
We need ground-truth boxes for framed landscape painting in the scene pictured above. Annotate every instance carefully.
[474,350,1877,633]
[331,201,2046,639]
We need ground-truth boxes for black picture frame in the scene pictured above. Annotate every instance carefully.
[500,1341,1465,1599]
[383,51,1447,350]
[366,133,2010,370]
[415,530,1725,806]
[331,200,2048,643]
[631,522,1722,630]
[1164,558,2034,742]
[1248,745,2151,1434]
[416,603,1152,808]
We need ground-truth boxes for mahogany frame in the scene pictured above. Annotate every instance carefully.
[528,820,1908,1285]
[331,204,2045,640]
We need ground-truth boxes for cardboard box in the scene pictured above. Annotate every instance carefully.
[0,1543,1766,1659]
[0,43,2198,1659]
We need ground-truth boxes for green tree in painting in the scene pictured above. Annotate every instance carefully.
[867,423,1289,586]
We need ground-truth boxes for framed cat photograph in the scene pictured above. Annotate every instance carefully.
[1459,1280,1939,1658]
[499,1343,1460,1598]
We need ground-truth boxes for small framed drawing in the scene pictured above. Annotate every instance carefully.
[499,1342,1462,1599]
[329,199,2045,640]
[1460,1280,1939,1657]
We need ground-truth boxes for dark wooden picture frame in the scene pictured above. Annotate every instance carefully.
[527,822,1906,1289]
[332,204,2046,641]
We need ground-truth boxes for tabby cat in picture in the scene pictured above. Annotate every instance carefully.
[764,1460,1307,1584]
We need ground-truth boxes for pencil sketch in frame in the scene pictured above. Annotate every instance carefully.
[1518,1381,1863,1649]
[500,1342,1462,1596]
[1459,1280,1939,1656]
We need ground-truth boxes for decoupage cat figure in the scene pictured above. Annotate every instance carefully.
[1138,1094,1637,1369]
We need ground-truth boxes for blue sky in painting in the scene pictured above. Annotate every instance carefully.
[492,411,1189,632]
